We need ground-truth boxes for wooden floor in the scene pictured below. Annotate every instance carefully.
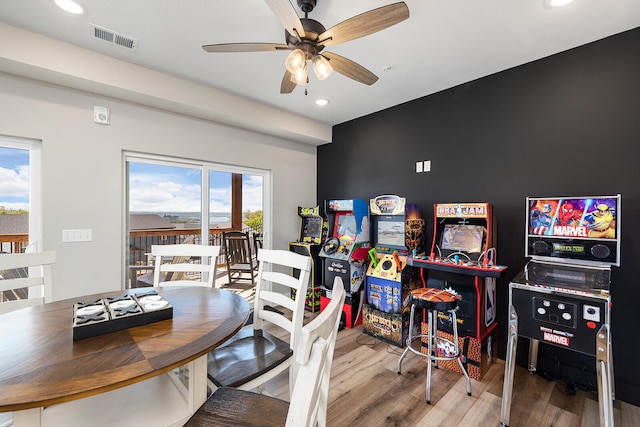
[260,320,640,427]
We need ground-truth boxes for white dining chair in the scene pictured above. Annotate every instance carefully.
[150,244,221,287]
[186,276,346,427]
[207,248,311,396]
[0,251,56,427]
[0,251,55,314]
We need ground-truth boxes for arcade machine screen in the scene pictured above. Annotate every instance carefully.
[375,216,406,251]
[334,212,357,241]
[301,216,324,243]
[440,224,486,254]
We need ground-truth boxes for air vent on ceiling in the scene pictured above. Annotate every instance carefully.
[89,24,137,50]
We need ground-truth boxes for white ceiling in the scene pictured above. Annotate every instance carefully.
[1,0,639,127]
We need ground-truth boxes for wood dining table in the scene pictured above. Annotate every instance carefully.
[0,286,250,427]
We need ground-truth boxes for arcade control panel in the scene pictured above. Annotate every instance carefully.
[407,255,507,278]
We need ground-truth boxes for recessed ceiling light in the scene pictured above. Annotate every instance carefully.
[546,0,574,7]
[55,0,84,14]
[315,99,329,106]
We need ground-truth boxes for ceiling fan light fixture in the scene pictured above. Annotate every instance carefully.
[312,55,333,80]
[290,65,308,85]
[285,48,306,73]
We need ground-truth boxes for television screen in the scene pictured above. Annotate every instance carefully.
[334,212,356,240]
[528,196,618,240]
[441,224,485,253]
[376,219,405,248]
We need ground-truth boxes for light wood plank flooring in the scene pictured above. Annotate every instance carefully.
[261,321,640,427]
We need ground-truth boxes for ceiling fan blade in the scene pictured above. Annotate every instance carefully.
[323,52,378,85]
[318,2,409,47]
[280,70,297,94]
[203,43,288,53]
[264,0,306,40]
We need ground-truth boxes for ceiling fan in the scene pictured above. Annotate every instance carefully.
[202,0,410,94]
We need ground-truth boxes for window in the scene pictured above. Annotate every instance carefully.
[125,153,268,288]
[0,135,41,254]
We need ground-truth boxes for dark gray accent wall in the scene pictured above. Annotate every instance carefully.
[318,27,640,405]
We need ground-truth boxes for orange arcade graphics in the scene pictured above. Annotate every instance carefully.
[318,199,370,328]
[363,195,426,347]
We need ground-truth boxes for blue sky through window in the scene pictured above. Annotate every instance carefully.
[129,162,262,213]
[0,147,29,210]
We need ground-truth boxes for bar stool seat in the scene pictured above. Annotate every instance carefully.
[397,288,472,404]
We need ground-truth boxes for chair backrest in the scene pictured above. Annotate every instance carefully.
[0,251,56,314]
[223,231,256,266]
[252,249,311,354]
[286,276,346,427]
[151,244,220,287]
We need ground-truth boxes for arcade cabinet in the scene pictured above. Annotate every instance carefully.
[319,199,370,328]
[500,195,619,427]
[363,194,426,347]
[407,202,507,380]
[288,206,328,312]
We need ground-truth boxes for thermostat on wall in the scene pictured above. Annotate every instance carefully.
[93,106,110,125]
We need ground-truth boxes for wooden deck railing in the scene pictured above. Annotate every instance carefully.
[1,227,261,287]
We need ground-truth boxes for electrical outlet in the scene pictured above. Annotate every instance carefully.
[416,161,423,173]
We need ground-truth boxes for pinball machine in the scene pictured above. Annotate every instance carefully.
[500,195,620,427]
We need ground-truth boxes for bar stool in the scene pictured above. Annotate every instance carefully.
[397,288,472,404]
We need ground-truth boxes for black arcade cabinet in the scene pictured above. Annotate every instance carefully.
[288,206,328,312]
[500,195,619,427]
[408,202,507,380]
[318,199,370,328]
[363,195,426,347]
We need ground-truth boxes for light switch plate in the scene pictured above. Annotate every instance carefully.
[62,229,93,242]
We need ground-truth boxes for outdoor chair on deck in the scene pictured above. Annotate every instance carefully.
[207,248,311,396]
[0,251,56,427]
[223,231,258,286]
[150,244,221,287]
[187,276,346,427]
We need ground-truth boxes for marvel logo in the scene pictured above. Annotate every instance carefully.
[543,332,570,347]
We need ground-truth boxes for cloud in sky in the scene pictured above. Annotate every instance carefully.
[0,146,29,210]
[129,163,263,213]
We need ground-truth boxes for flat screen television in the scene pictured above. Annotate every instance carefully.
[375,215,406,251]
[525,195,621,265]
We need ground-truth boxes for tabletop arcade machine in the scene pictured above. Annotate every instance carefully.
[288,206,328,312]
[500,195,620,427]
[407,202,507,380]
[363,195,426,347]
[318,199,370,328]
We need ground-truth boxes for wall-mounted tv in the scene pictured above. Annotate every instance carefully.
[525,195,621,266]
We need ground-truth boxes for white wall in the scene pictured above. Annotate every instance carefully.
[0,73,318,301]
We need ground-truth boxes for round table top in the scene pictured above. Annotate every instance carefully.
[0,286,249,412]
